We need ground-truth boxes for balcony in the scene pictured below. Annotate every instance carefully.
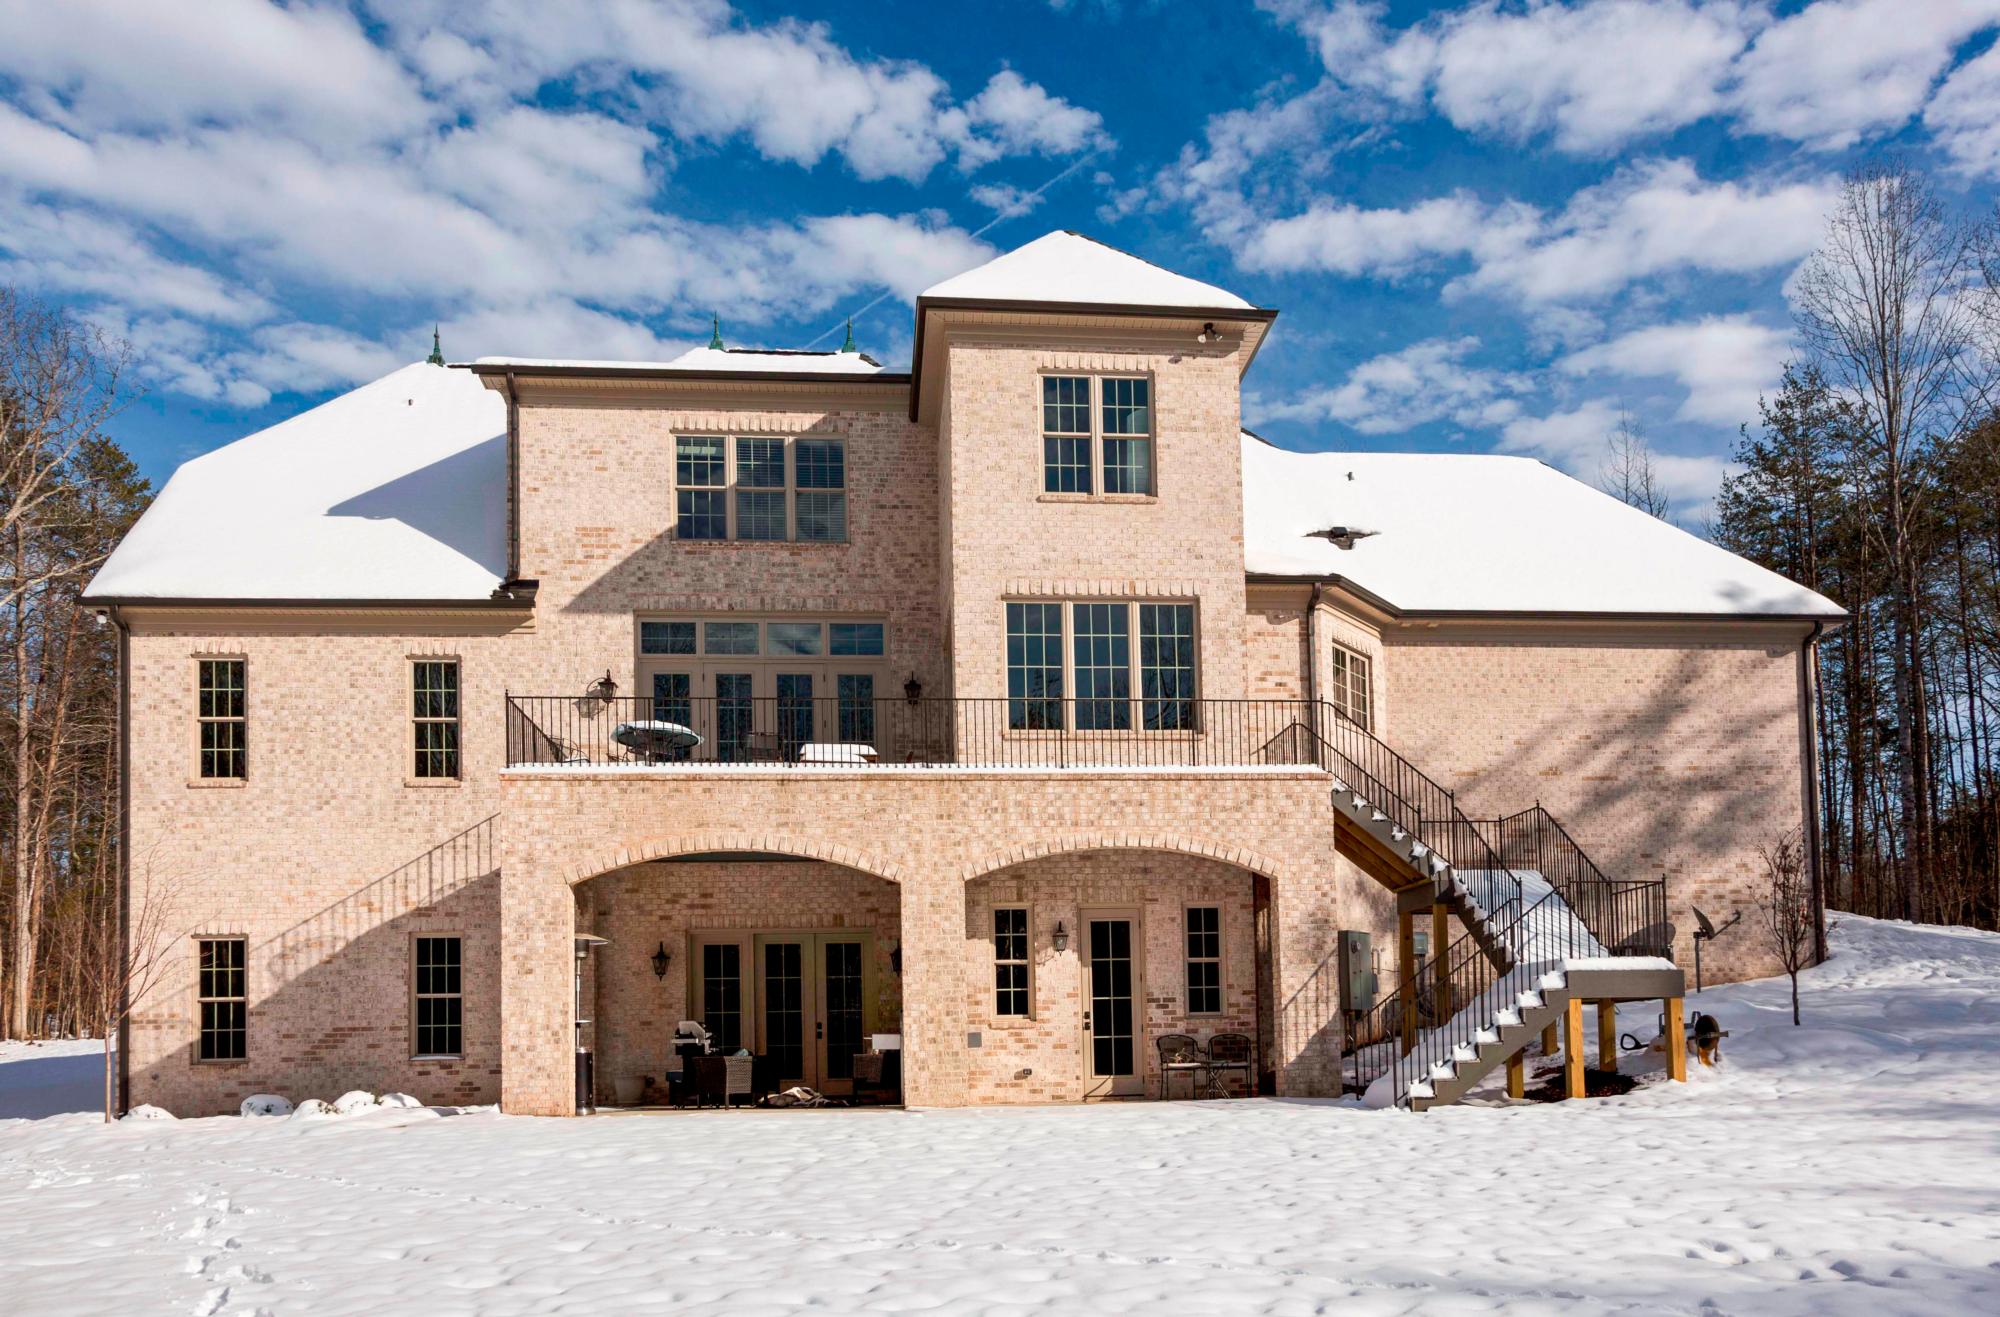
[503,695,1333,771]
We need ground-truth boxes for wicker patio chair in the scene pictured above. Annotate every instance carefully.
[1202,1033,1254,1099]
[1155,1032,1205,1100]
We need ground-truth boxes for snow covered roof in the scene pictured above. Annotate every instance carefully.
[920,231,1257,311]
[86,363,508,602]
[1243,435,1844,618]
[471,346,888,375]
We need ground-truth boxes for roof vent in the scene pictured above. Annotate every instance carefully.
[1306,526,1378,551]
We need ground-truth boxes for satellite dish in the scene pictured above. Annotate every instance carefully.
[1694,907,1717,939]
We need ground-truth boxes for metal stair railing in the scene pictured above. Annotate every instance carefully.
[1471,806,1672,959]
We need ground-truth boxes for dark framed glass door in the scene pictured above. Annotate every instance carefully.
[1083,911,1142,1096]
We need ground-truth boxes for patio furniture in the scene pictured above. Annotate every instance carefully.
[612,720,702,762]
[850,1050,901,1104]
[689,1053,756,1108]
[798,742,880,765]
[1203,1033,1254,1099]
[741,731,785,762]
[1156,1032,1206,1100]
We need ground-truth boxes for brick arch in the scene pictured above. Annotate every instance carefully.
[956,833,1290,886]
[560,831,909,888]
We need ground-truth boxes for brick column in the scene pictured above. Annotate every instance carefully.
[499,818,578,1116]
[897,867,968,1107]
[1268,862,1345,1096]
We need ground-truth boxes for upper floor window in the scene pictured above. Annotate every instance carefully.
[411,660,460,780]
[1330,643,1373,732]
[197,658,246,780]
[1041,376,1154,496]
[1004,600,1196,731]
[675,435,847,542]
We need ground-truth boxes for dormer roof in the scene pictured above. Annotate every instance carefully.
[919,231,1257,311]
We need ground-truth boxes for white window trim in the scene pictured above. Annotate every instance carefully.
[1037,372,1156,499]
[1329,642,1373,732]
[673,434,847,543]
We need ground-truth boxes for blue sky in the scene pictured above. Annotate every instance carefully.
[2,1,1997,517]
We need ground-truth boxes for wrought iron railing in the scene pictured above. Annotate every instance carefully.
[503,694,1328,770]
[1471,807,1672,958]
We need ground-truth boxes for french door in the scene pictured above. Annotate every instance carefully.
[1081,910,1143,1097]
[639,666,884,760]
[756,932,868,1093]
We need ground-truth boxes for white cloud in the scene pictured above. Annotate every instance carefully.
[1558,316,1791,425]
[1500,397,1731,506]
[1926,43,2000,178]
[1260,336,1533,434]
[961,70,1110,167]
[969,183,1045,219]
[1265,0,2000,154]
[1233,159,1835,304]
[1729,0,2000,150]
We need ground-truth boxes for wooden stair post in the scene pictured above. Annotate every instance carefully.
[1665,996,1687,1082]
[1562,997,1585,1100]
[1431,903,1452,1019]
[1597,1000,1617,1073]
[1398,908,1417,1053]
[1540,1022,1558,1057]
[1505,1051,1524,1100]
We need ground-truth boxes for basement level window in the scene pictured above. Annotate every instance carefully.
[413,936,463,1059]
[197,938,246,1061]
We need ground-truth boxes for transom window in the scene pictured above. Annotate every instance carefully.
[411,660,460,779]
[196,659,246,780]
[1329,643,1374,732]
[1040,375,1154,496]
[640,619,884,659]
[197,937,246,1061]
[675,435,847,542]
[994,907,1030,1016]
[1004,601,1197,731]
[1185,906,1221,1015]
[413,936,463,1058]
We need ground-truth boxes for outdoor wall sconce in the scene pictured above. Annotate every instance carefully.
[904,673,923,705]
[1052,921,1069,953]
[651,942,671,979]
[590,670,619,705]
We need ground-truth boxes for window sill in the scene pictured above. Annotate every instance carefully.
[404,777,463,789]
[987,1016,1038,1029]
[192,1057,249,1067]
[411,1054,463,1063]
[186,778,247,790]
[1036,493,1158,505]
[670,537,851,547]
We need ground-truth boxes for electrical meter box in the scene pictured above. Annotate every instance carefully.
[1338,930,1376,1013]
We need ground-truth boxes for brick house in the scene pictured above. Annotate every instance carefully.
[87,232,1841,1116]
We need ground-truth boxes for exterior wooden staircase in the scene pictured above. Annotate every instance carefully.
[1306,709,1685,1110]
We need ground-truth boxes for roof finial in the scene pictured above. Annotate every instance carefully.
[708,314,724,351]
[426,325,444,367]
[839,318,856,353]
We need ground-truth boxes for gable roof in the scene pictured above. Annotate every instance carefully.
[86,363,507,603]
[920,230,1257,310]
[1242,434,1844,619]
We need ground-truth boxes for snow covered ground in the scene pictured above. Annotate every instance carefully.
[4,915,1998,1314]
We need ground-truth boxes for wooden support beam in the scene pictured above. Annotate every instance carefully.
[1562,997,1585,1100]
[1397,908,1417,1054]
[1431,903,1453,1019]
[1505,1051,1524,1100]
[1540,1022,1558,1057]
[1597,1000,1617,1073]
[1665,996,1687,1082]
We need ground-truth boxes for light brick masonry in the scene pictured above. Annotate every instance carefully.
[111,296,1824,1117]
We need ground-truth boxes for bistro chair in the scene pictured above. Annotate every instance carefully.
[1203,1033,1254,1099]
[1155,1033,1205,1100]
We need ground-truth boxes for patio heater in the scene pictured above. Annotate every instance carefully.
[574,933,609,1114]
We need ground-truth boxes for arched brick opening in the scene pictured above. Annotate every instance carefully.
[568,836,905,1108]
[959,842,1272,1103]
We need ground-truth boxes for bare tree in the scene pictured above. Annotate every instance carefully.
[1598,411,1672,520]
[1760,832,1815,1026]
[1794,161,1982,922]
[78,852,205,1120]
[0,289,138,1039]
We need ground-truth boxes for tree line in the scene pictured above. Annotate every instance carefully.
[1711,162,1998,931]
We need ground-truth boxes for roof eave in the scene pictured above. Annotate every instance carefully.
[460,362,911,386]
[908,297,1279,421]
[1240,572,1849,628]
